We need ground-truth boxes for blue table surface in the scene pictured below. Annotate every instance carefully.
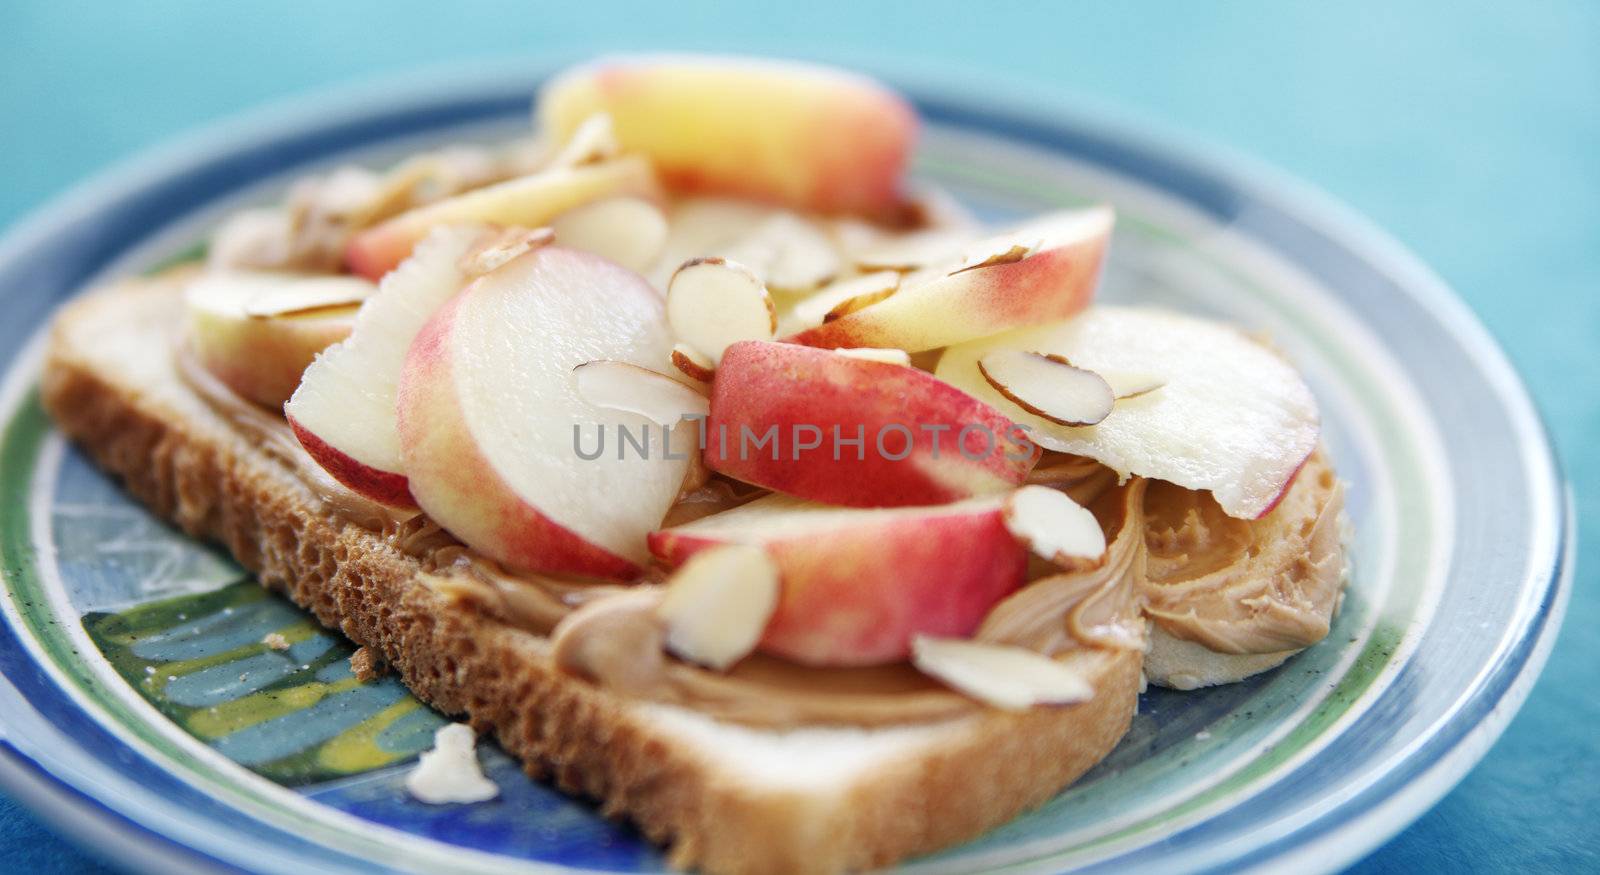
[1,2,1594,872]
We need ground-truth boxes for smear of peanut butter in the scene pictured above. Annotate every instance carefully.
[1140,451,1345,654]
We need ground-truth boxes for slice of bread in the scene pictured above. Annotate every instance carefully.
[41,277,1141,875]
[1142,625,1295,690]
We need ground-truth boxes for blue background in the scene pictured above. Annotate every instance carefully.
[1,2,1594,872]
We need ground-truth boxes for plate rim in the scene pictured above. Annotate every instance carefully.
[0,57,1572,875]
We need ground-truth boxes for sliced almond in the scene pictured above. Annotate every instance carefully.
[978,350,1115,427]
[853,227,974,272]
[551,196,668,272]
[949,236,1040,275]
[670,343,716,382]
[1002,484,1107,571]
[548,113,620,169]
[550,588,667,695]
[207,208,294,270]
[657,544,780,670]
[1102,370,1167,400]
[827,216,889,259]
[573,360,709,427]
[241,275,376,318]
[911,636,1094,709]
[833,347,912,366]
[721,213,841,294]
[666,257,776,364]
[459,226,555,276]
[784,271,900,333]
[929,207,1113,280]
[303,165,386,222]
[378,145,503,215]
[824,282,898,323]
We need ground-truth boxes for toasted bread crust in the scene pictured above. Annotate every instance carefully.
[40,281,1139,875]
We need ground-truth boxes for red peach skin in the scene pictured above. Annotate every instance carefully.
[705,341,1038,507]
[650,495,1027,666]
[288,415,415,508]
[786,206,1113,352]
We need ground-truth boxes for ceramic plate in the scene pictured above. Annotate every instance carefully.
[0,63,1571,875]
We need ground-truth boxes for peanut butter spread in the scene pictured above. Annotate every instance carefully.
[176,325,1345,729]
[1141,452,1345,654]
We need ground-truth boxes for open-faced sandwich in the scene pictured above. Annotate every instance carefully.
[41,55,1348,875]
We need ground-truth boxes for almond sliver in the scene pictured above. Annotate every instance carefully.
[823,282,898,323]
[551,196,668,273]
[657,544,780,670]
[720,212,841,294]
[667,257,776,364]
[670,343,716,383]
[785,271,899,333]
[948,237,1039,275]
[1002,485,1107,571]
[911,636,1094,709]
[853,227,973,272]
[573,360,709,427]
[548,112,620,169]
[459,226,555,277]
[1102,370,1167,400]
[978,350,1115,426]
[242,275,376,318]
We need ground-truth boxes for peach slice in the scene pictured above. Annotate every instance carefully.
[396,245,687,579]
[656,544,780,670]
[539,55,917,216]
[184,271,372,409]
[785,207,1114,352]
[648,493,1026,666]
[705,341,1037,507]
[666,258,776,364]
[549,196,667,273]
[344,156,660,280]
[910,637,1094,709]
[978,350,1115,427]
[937,306,1321,519]
[286,225,483,507]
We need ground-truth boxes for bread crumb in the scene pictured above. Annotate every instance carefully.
[350,645,386,681]
[261,632,290,651]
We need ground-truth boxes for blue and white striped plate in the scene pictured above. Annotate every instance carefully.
[0,61,1571,875]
